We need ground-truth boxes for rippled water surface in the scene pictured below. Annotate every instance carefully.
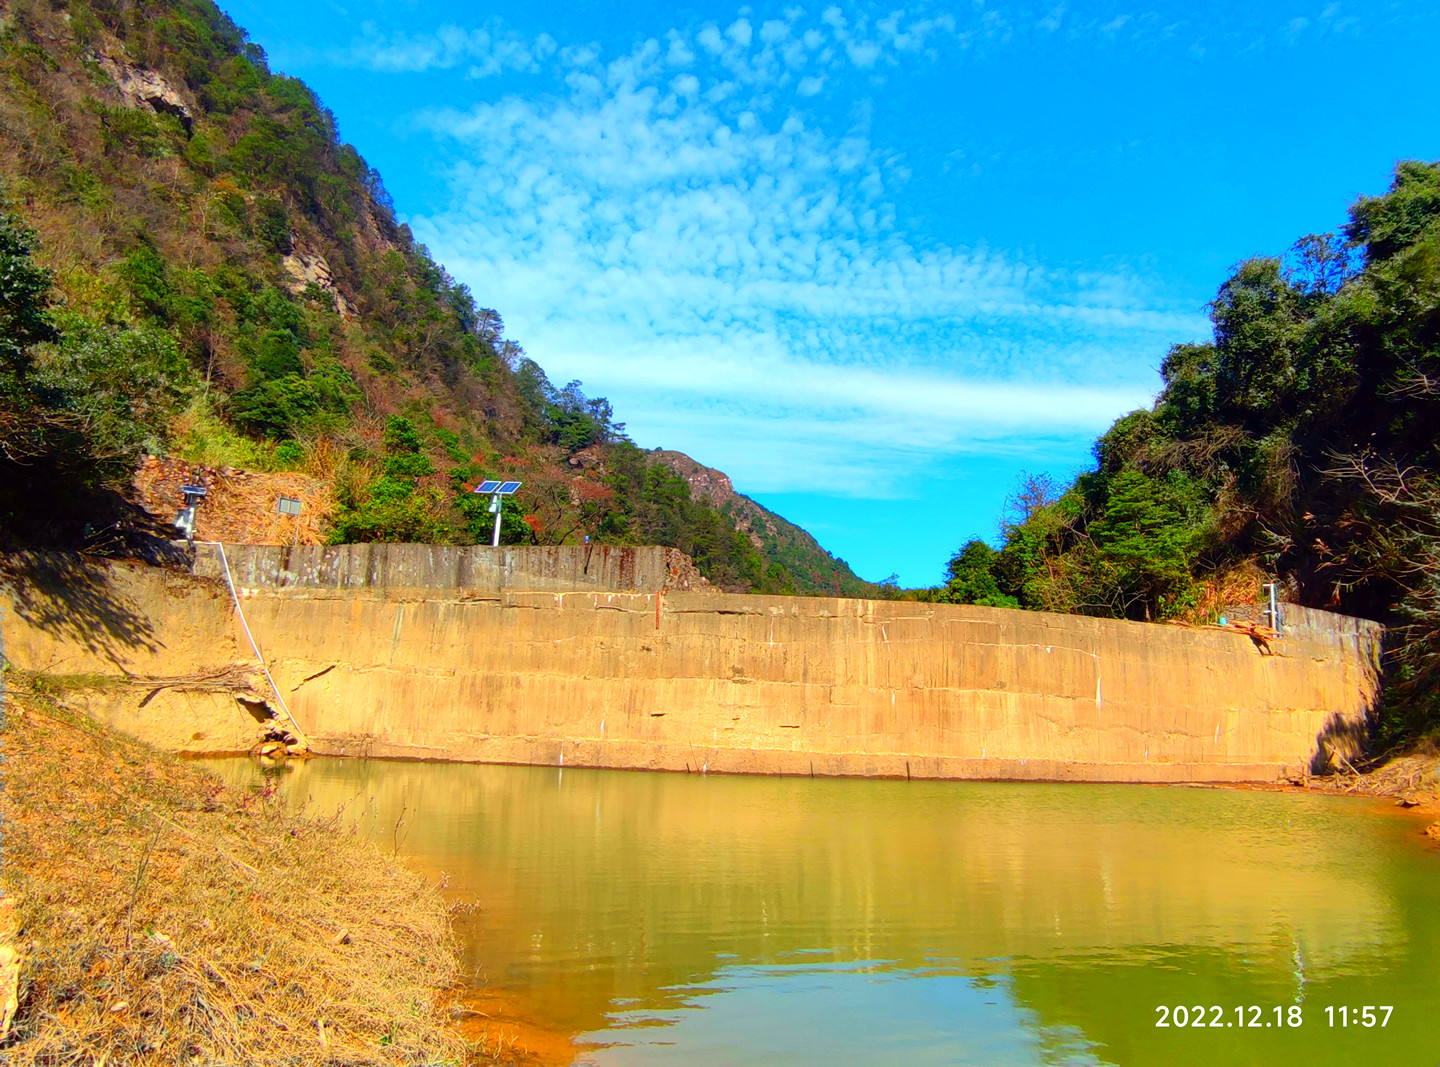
[209,759,1440,1066]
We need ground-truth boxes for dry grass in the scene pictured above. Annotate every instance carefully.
[1173,560,1269,626]
[132,454,334,547]
[0,684,474,1065]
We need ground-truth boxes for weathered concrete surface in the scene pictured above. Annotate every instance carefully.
[0,555,264,751]
[193,543,711,594]
[0,553,1381,781]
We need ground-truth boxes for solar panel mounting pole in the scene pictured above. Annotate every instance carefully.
[472,479,522,548]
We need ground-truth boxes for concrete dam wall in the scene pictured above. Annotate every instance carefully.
[2,548,1383,782]
[191,542,711,594]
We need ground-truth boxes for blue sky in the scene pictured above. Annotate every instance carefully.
[222,0,1438,584]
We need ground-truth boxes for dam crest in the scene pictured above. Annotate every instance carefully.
[2,545,1382,782]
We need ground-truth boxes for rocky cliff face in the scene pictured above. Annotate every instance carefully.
[93,54,195,134]
[651,449,877,597]
[652,450,775,548]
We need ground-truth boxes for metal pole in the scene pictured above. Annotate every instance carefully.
[491,494,502,547]
[202,541,307,747]
[1269,581,1281,635]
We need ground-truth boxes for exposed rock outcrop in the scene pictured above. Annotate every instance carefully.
[95,54,194,136]
[650,448,877,596]
[281,250,353,318]
[652,449,777,549]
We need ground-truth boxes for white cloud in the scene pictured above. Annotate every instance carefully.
[313,2,1342,89]
[726,18,754,47]
[335,20,544,75]
[697,24,727,55]
[845,41,882,67]
[407,28,1206,496]
[759,19,790,45]
[665,30,695,66]
[1037,4,1067,34]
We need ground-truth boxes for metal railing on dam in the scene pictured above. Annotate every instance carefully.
[3,546,1384,783]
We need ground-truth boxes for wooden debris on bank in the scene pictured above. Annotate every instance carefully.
[1216,619,1279,654]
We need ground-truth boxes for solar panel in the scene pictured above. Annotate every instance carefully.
[474,480,502,494]
[498,480,523,494]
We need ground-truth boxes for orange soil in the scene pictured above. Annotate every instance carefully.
[449,985,594,1067]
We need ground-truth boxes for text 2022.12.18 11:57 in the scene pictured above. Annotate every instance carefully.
[1155,1005,1394,1028]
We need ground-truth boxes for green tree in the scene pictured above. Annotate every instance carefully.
[35,317,194,464]
[1,202,195,539]
[1086,471,1200,620]
[0,202,59,469]
[118,240,175,323]
[230,375,319,438]
[329,415,448,543]
[936,540,1019,609]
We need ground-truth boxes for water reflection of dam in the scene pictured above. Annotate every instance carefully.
[213,757,1440,1067]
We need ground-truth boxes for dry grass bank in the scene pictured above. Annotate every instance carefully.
[0,679,475,1065]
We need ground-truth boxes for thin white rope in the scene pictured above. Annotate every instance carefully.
[198,541,306,744]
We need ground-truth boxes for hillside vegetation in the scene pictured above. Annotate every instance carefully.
[0,0,870,595]
[928,160,1440,742]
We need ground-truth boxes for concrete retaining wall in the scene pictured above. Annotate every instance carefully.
[192,543,710,594]
[1,553,1383,782]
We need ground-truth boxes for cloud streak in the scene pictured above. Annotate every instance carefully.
[320,0,1372,84]
[330,20,557,77]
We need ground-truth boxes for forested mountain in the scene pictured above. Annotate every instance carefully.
[652,450,880,597]
[0,0,865,594]
[928,160,1440,741]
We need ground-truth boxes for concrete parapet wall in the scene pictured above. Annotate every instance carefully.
[1,555,1383,781]
[192,543,710,594]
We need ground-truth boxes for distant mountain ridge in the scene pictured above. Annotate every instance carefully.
[652,450,878,597]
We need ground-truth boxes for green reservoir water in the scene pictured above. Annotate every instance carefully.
[209,758,1440,1067]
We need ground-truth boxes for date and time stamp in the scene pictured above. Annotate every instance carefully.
[1156,1004,1393,1029]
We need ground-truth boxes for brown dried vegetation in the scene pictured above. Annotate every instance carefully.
[0,683,473,1065]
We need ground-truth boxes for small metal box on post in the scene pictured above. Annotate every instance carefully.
[472,479,523,547]
[1263,581,1283,636]
[174,483,207,543]
[276,495,304,546]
